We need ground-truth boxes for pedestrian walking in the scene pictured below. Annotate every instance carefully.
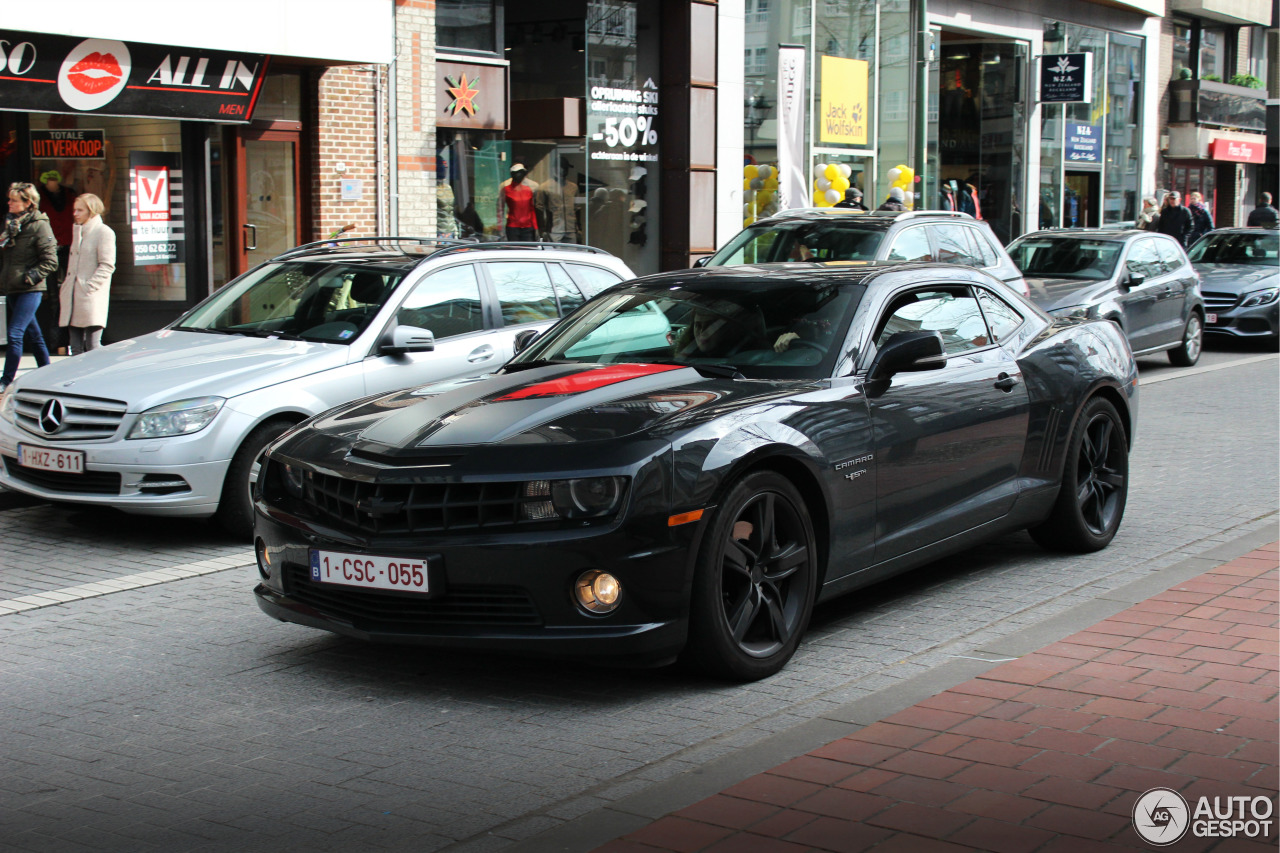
[1137,196,1160,231]
[0,181,56,390]
[1155,191,1193,247]
[1187,191,1214,245]
[877,187,906,212]
[1246,192,1278,228]
[59,193,115,354]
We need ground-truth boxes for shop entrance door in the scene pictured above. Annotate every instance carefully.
[1064,171,1100,229]
[229,128,302,276]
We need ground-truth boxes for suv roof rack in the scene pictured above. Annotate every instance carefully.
[270,237,613,263]
[766,208,975,222]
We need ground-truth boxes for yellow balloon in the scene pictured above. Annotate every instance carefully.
[744,178,752,191]
[756,190,774,209]
[832,176,850,193]
[744,164,759,179]
[899,166,915,182]
[764,176,778,189]
[813,189,828,207]
[744,217,755,227]
[824,164,840,181]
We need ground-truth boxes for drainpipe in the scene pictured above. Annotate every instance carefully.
[374,63,386,236]
[914,0,928,209]
[387,5,399,235]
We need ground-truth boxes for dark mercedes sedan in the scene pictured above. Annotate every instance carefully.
[253,263,1138,680]
[1187,228,1279,344]
[1008,229,1204,366]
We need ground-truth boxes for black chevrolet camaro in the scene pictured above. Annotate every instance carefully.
[253,262,1138,680]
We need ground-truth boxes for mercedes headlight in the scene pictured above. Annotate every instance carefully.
[520,477,627,520]
[0,386,15,423]
[1241,288,1279,308]
[1049,305,1091,320]
[128,397,225,439]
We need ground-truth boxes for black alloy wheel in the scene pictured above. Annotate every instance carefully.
[1031,397,1129,552]
[686,471,817,681]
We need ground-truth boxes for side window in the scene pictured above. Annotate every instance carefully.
[935,224,979,266]
[548,263,585,315]
[488,262,559,326]
[976,288,1024,343]
[567,263,624,298]
[966,227,1000,267]
[884,227,933,262]
[1125,240,1164,280]
[874,287,991,355]
[1154,239,1187,274]
[396,264,485,339]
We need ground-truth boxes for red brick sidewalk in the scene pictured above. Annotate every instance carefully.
[600,544,1279,853]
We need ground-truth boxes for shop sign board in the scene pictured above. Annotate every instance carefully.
[1040,52,1092,103]
[30,128,105,159]
[819,56,869,146]
[1066,123,1102,163]
[0,31,267,122]
[586,78,659,166]
[437,59,508,130]
[129,151,184,265]
[1209,138,1265,163]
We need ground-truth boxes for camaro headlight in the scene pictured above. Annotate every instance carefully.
[281,463,307,499]
[521,477,627,520]
[127,397,225,439]
[1049,305,1091,320]
[1241,287,1279,308]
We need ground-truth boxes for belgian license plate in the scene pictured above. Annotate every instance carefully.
[17,444,85,474]
[1206,313,1218,324]
[310,549,432,594]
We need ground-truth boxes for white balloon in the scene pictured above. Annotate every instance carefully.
[887,168,902,183]
[750,177,765,190]
[744,203,754,216]
[744,188,756,199]
[757,164,773,179]
[824,188,842,204]
[813,163,828,179]
[903,191,914,204]
[838,164,852,179]
[816,177,832,191]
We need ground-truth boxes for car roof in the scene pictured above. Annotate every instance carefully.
[267,238,621,268]
[751,208,977,231]
[622,261,1000,292]
[1015,229,1146,243]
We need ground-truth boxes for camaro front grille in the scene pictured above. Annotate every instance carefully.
[1201,291,1240,312]
[14,390,128,441]
[283,470,546,535]
[2,456,121,494]
[283,564,542,627]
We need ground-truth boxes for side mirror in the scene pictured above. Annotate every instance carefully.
[868,330,947,382]
[380,325,435,355]
[513,329,538,354]
[1122,270,1145,290]
[692,256,712,268]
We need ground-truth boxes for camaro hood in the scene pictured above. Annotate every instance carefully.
[1024,277,1117,313]
[15,330,350,410]
[1192,263,1277,295]
[306,363,775,458]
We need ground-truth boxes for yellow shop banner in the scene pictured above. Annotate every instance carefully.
[819,56,869,146]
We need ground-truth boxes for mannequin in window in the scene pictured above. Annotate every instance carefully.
[497,163,539,242]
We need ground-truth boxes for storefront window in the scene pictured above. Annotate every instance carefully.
[1172,19,1193,80]
[437,0,500,54]
[1104,34,1143,224]
[28,114,185,303]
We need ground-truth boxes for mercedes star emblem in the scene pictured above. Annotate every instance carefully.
[39,399,66,434]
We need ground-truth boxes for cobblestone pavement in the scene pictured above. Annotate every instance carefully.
[0,350,1275,853]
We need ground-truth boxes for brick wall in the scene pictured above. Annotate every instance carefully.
[312,65,383,242]
[396,0,438,237]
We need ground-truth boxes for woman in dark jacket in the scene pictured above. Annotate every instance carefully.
[1,182,57,389]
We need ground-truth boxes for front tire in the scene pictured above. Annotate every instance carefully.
[1168,312,1203,366]
[685,471,817,681]
[1030,397,1128,552]
[215,418,296,539]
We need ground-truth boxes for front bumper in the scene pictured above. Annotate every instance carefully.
[1203,300,1280,340]
[252,502,698,665]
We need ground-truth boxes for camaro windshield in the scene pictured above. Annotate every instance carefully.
[174,262,407,344]
[1188,231,1279,266]
[708,220,885,265]
[1007,238,1122,280]
[511,282,863,379]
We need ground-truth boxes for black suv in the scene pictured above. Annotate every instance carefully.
[701,209,1029,296]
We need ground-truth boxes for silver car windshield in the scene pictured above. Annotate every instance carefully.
[1008,238,1123,280]
[174,262,406,344]
[1188,231,1279,266]
[511,283,863,380]
[708,221,885,265]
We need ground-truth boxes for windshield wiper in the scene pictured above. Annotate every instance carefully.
[239,328,304,340]
[172,326,235,335]
[647,359,744,379]
[503,359,578,373]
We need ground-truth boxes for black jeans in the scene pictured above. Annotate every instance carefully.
[505,227,537,242]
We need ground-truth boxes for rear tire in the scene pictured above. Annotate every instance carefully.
[1167,312,1203,366]
[1030,397,1128,553]
[215,418,296,540]
[684,471,817,681]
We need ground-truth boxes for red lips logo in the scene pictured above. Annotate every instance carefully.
[67,52,123,95]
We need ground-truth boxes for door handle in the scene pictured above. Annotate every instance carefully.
[243,223,257,251]
[467,345,495,363]
[994,372,1019,392]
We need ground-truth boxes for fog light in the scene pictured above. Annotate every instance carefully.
[255,538,272,580]
[574,570,621,614]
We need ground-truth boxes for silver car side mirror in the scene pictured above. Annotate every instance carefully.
[380,325,435,355]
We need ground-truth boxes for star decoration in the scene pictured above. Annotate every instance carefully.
[445,74,479,117]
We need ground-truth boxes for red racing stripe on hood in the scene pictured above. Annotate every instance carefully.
[493,363,684,401]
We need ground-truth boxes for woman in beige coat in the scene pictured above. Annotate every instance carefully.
[59,193,115,354]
